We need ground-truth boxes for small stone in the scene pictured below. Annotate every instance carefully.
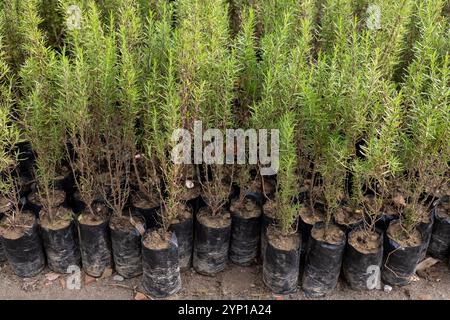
[113,275,124,282]
[383,285,392,293]
[185,180,194,189]
[416,257,439,271]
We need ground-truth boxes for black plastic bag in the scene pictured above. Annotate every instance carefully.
[427,209,450,260]
[263,231,300,294]
[110,218,143,278]
[78,218,113,277]
[382,227,422,286]
[169,216,193,271]
[417,208,435,262]
[40,219,80,274]
[342,228,383,291]
[302,223,346,297]
[193,214,231,276]
[230,210,261,266]
[1,220,46,277]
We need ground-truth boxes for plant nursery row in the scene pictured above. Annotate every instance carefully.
[0,0,448,298]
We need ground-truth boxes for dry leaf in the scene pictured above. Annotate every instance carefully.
[416,257,439,271]
[101,267,113,278]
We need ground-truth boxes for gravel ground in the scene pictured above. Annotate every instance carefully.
[0,258,449,300]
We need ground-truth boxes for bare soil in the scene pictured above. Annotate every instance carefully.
[197,208,231,229]
[266,226,300,251]
[39,207,72,230]
[299,206,324,225]
[335,207,363,226]
[109,214,145,233]
[78,203,109,226]
[131,191,160,209]
[387,220,422,247]
[27,189,65,207]
[0,259,448,300]
[230,198,261,219]
[0,212,36,239]
[348,229,381,254]
[142,230,172,250]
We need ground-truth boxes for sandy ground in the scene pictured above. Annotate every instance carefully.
[0,259,449,300]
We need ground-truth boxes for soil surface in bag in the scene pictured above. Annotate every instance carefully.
[298,206,324,253]
[417,206,435,262]
[229,197,262,266]
[40,207,80,274]
[193,208,231,276]
[343,228,383,290]
[261,201,277,259]
[26,189,66,218]
[78,204,112,277]
[110,214,145,278]
[141,230,181,298]
[382,220,422,286]
[169,204,194,271]
[427,201,450,260]
[263,226,300,294]
[131,191,160,229]
[251,176,276,200]
[0,211,46,277]
[302,223,346,297]
[375,204,400,232]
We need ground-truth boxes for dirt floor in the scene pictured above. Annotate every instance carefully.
[0,259,449,300]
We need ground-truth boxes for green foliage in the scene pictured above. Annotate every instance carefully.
[0,24,22,212]
[398,0,449,232]
[0,0,447,234]
[277,112,299,234]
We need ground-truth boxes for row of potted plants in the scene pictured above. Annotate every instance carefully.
[0,0,448,297]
